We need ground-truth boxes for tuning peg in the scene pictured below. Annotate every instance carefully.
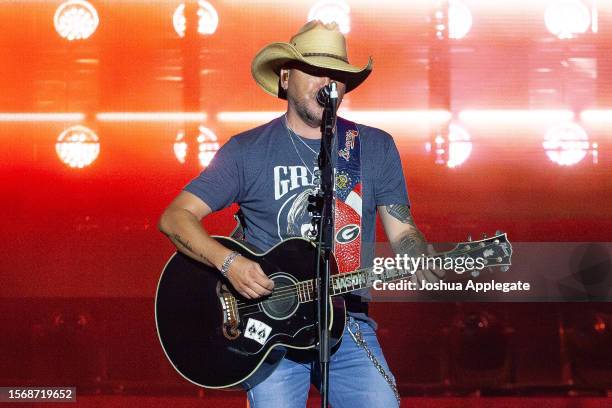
[500,266,509,272]
[467,234,472,242]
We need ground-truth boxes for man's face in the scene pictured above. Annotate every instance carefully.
[280,64,347,128]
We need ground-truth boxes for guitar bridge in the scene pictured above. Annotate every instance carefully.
[217,282,240,340]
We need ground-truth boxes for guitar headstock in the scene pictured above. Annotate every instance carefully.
[449,231,513,277]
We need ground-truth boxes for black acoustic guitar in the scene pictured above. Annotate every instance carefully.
[155,233,512,390]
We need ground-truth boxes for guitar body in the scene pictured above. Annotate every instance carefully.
[155,237,346,390]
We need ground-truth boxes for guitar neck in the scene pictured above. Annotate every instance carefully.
[292,234,512,301]
[328,251,459,296]
[328,266,407,296]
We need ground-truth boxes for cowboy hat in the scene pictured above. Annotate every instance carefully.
[251,20,373,98]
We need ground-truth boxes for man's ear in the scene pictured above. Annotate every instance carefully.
[280,68,290,89]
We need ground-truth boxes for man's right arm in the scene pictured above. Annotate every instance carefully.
[158,191,274,299]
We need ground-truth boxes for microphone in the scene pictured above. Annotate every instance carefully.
[316,82,338,107]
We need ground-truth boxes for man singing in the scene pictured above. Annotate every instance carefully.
[159,20,441,408]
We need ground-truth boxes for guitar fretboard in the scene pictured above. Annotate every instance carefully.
[294,252,457,302]
[292,236,510,303]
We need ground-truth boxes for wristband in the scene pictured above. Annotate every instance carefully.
[220,251,241,277]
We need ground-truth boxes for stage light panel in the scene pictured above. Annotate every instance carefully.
[173,126,219,167]
[447,123,473,168]
[449,0,472,40]
[308,0,351,34]
[96,112,207,122]
[545,0,591,39]
[459,110,575,124]
[542,122,590,166]
[0,113,84,122]
[173,0,219,38]
[53,0,99,41]
[197,126,219,168]
[55,125,100,168]
[174,131,188,164]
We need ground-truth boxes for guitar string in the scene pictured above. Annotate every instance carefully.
[235,253,506,318]
[231,239,507,305]
[233,244,508,309]
[235,260,506,309]
[235,251,505,320]
[234,245,508,310]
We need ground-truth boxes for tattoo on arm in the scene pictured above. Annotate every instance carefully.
[392,230,426,257]
[172,233,194,252]
[385,205,427,256]
[171,233,211,266]
[386,205,416,226]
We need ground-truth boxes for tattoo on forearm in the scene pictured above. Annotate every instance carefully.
[386,205,416,226]
[170,233,209,265]
[392,230,426,257]
[386,205,427,256]
[172,233,194,253]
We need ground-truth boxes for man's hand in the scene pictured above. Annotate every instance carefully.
[410,245,445,286]
[225,256,275,299]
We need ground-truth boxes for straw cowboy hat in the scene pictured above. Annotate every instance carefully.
[251,20,373,98]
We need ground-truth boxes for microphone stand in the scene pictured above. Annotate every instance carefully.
[311,82,338,408]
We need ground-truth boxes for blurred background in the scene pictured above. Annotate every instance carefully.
[1,0,611,406]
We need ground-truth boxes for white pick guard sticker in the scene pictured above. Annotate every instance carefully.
[244,318,272,345]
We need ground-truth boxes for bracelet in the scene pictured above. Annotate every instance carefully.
[220,251,241,277]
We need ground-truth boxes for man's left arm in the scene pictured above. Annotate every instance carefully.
[378,204,443,284]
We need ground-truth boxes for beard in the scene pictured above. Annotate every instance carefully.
[288,91,323,128]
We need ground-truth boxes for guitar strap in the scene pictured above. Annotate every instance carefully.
[229,208,246,241]
[230,118,363,270]
[333,118,362,274]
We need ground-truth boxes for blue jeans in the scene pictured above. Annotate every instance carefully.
[247,316,399,408]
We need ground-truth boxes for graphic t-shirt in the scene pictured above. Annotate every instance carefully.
[184,116,409,300]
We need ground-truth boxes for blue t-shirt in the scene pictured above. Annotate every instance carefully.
[184,116,409,300]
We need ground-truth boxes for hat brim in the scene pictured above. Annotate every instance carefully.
[252,42,373,98]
